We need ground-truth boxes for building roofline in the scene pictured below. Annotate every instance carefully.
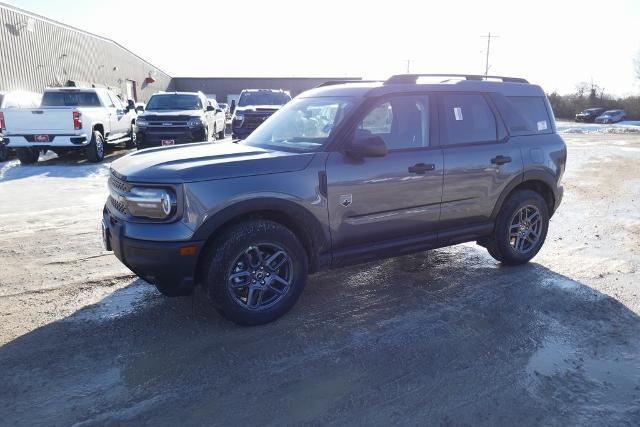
[0,1,172,78]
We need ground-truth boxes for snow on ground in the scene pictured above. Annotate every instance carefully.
[556,120,640,134]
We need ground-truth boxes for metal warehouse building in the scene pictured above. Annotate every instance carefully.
[0,2,359,103]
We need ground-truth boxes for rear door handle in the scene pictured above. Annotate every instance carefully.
[491,155,512,165]
[408,163,435,174]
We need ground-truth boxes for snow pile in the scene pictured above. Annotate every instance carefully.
[556,121,640,135]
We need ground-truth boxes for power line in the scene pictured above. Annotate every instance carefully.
[481,32,499,77]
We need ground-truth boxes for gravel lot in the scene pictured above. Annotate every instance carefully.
[1,131,639,426]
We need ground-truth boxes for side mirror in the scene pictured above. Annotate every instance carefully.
[127,100,136,110]
[347,135,387,158]
[206,105,215,112]
[135,106,144,113]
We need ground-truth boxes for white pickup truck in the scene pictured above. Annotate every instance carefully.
[0,87,138,164]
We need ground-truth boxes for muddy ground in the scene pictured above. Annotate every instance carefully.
[0,133,639,426]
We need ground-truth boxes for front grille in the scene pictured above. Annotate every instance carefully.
[242,113,273,129]
[109,175,131,193]
[109,196,128,215]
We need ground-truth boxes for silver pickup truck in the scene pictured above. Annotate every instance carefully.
[1,87,138,164]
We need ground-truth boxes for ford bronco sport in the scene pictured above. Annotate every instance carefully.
[102,74,566,326]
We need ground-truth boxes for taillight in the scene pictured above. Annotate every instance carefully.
[73,111,82,130]
[0,112,5,130]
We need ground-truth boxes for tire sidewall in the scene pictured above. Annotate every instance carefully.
[205,220,308,325]
[494,190,549,264]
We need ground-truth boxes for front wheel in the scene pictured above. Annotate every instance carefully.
[202,220,308,326]
[217,123,226,140]
[0,144,8,162]
[16,147,39,164]
[485,190,549,265]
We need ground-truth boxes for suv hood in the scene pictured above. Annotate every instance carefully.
[140,110,203,118]
[111,142,314,183]
[235,105,282,113]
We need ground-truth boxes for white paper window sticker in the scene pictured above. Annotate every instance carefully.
[537,120,548,131]
[454,107,463,121]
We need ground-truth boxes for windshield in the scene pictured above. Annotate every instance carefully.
[238,91,291,107]
[244,96,357,153]
[41,91,100,107]
[146,94,202,111]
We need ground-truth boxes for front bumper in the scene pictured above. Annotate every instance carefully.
[102,207,204,293]
[136,127,207,148]
[3,134,89,148]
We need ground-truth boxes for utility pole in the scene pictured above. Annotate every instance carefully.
[405,59,411,73]
[481,32,499,77]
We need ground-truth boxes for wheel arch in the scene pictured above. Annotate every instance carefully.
[492,171,558,219]
[193,198,329,282]
[92,122,105,136]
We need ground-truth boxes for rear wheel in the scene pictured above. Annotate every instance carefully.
[485,190,549,265]
[125,124,137,149]
[16,147,39,164]
[202,220,308,326]
[86,130,105,162]
[0,145,8,162]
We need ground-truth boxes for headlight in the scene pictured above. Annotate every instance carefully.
[136,118,148,127]
[187,117,203,127]
[233,113,244,122]
[126,187,175,219]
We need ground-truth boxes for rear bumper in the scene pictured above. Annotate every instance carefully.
[3,134,89,147]
[102,208,204,293]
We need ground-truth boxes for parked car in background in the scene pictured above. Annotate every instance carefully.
[218,102,231,120]
[135,91,224,149]
[595,109,625,124]
[231,89,291,140]
[102,74,566,325]
[575,107,604,123]
[1,87,137,164]
[0,90,42,161]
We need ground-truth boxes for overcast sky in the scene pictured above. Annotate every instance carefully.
[6,0,640,95]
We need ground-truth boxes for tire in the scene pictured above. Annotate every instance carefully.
[16,147,39,164]
[125,124,137,149]
[485,190,549,265]
[86,130,105,163]
[217,123,226,140]
[202,220,308,326]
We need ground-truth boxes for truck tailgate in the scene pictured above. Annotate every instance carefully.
[3,108,75,133]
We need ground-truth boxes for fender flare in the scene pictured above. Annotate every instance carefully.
[490,169,559,219]
[192,197,330,271]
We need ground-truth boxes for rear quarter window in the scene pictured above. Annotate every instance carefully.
[492,95,552,136]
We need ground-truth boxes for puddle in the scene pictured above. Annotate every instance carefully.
[68,280,160,322]
[527,339,640,403]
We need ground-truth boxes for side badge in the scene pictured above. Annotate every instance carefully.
[339,194,353,207]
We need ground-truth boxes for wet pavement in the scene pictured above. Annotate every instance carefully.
[0,134,639,425]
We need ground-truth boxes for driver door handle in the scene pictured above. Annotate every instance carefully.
[491,155,512,165]
[408,163,435,174]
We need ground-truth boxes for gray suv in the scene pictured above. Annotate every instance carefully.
[102,74,566,326]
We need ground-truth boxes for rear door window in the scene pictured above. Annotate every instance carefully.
[441,94,497,145]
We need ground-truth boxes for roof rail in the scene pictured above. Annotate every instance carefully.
[316,79,379,88]
[384,74,529,85]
